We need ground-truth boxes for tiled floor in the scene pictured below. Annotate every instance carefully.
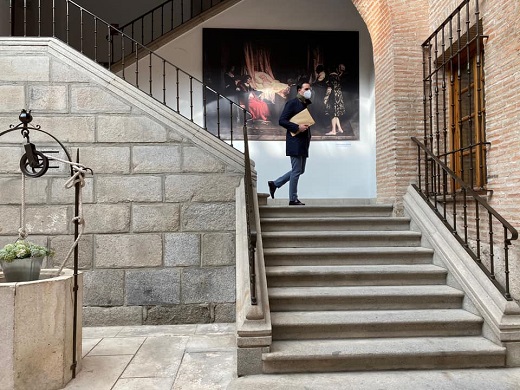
[64,323,237,390]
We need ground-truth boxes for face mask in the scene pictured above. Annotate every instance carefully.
[303,90,312,99]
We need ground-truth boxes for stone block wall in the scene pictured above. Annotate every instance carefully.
[0,38,245,325]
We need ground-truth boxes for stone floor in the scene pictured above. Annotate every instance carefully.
[64,323,520,389]
[64,323,237,390]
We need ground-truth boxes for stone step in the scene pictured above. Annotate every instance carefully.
[261,216,411,232]
[268,285,464,311]
[263,247,434,266]
[266,264,447,287]
[262,231,423,248]
[259,204,394,218]
[262,337,506,373]
[270,309,483,340]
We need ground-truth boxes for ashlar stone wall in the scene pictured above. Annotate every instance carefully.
[0,38,245,325]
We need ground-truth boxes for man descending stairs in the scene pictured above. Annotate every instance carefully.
[259,202,505,373]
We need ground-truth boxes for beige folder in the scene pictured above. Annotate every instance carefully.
[289,108,315,136]
[290,108,315,126]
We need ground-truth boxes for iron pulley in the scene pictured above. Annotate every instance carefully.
[20,142,49,178]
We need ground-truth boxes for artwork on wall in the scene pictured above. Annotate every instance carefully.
[203,28,359,141]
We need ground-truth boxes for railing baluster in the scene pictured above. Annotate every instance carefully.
[66,0,69,44]
[149,53,153,96]
[504,227,511,299]
[162,60,166,104]
[38,0,41,36]
[23,0,27,36]
[176,67,180,113]
[121,33,125,80]
[107,25,111,70]
[52,0,56,37]
[80,9,83,53]
[189,75,194,121]
[135,42,139,88]
[94,17,97,62]
[488,211,494,277]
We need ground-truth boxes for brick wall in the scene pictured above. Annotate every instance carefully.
[351,0,429,211]
[0,38,244,325]
[352,0,520,298]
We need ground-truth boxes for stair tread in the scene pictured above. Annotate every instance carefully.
[266,264,446,276]
[270,309,482,325]
[265,337,505,359]
[268,285,464,297]
[264,247,434,254]
[262,231,421,237]
[261,217,410,222]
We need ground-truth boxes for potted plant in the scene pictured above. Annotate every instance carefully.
[0,240,54,282]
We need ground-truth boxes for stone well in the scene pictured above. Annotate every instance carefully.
[0,269,83,390]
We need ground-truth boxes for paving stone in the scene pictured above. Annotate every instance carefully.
[112,378,175,390]
[172,351,236,390]
[88,337,146,356]
[185,334,236,352]
[62,355,132,389]
[121,335,189,378]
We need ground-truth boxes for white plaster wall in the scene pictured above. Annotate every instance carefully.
[156,0,376,199]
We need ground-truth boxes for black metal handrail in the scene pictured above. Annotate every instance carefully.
[8,0,259,305]
[412,136,518,300]
[119,0,227,49]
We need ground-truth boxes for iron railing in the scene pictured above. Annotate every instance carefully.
[412,137,518,300]
[119,0,228,49]
[422,0,487,190]
[8,0,259,304]
[418,0,518,299]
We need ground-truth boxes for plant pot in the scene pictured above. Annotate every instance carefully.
[0,256,43,282]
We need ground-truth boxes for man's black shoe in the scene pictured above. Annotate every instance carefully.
[289,199,305,206]
[268,181,277,199]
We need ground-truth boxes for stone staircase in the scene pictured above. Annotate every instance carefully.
[259,203,506,373]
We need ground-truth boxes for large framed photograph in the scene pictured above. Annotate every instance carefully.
[203,28,359,141]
